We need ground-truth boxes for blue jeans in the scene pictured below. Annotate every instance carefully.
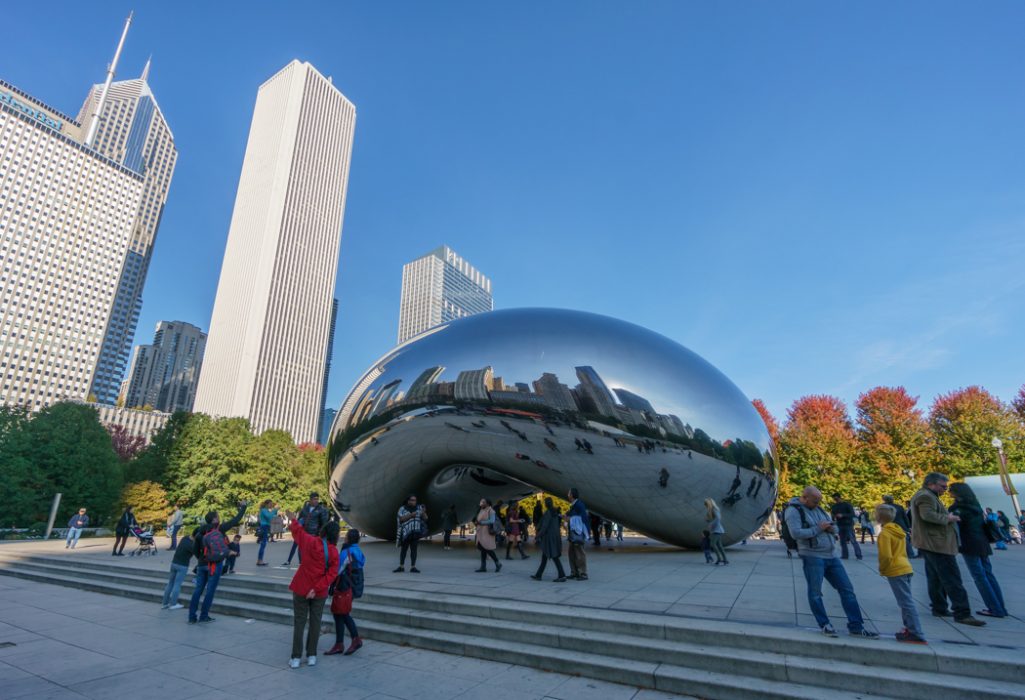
[65,528,82,548]
[801,556,865,631]
[258,525,270,561]
[163,563,188,607]
[169,525,179,550]
[838,525,862,559]
[886,574,924,637]
[188,562,223,621]
[962,554,1006,616]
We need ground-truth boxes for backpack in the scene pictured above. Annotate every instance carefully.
[202,529,230,563]
[780,503,810,553]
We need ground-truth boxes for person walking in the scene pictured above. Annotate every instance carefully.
[287,518,340,668]
[112,506,136,556]
[910,473,985,626]
[65,508,89,549]
[700,530,714,564]
[882,495,915,558]
[167,505,184,550]
[531,497,567,582]
[857,508,875,544]
[440,505,457,550]
[996,511,1012,544]
[161,532,193,610]
[783,486,879,638]
[949,483,1008,618]
[704,498,728,565]
[829,493,862,560]
[474,498,502,572]
[188,501,248,624]
[875,504,926,643]
[257,500,278,566]
[394,494,426,573]
[326,528,366,656]
[504,499,529,560]
[532,500,543,542]
[566,487,589,580]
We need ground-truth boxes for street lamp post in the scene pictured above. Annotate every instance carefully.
[991,437,1021,519]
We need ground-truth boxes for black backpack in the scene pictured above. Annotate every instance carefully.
[780,503,811,553]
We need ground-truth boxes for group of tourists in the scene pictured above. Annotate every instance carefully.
[782,473,1011,644]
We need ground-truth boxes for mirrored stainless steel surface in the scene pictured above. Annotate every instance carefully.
[328,308,777,547]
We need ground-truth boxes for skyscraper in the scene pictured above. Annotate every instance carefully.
[78,60,178,404]
[397,246,493,343]
[194,61,356,443]
[575,366,618,417]
[0,79,145,408]
[120,320,206,412]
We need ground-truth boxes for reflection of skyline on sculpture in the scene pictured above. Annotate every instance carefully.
[327,308,778,547]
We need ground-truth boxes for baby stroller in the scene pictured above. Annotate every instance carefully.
[128,525,158,557]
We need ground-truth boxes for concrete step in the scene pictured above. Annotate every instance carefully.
[1,554,1022,700]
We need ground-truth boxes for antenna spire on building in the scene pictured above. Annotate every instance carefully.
[141,54,151,82]
[85,11,133,147]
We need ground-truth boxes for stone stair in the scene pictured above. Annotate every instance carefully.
[0,552,1021,700]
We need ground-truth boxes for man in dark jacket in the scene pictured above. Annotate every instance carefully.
[566,488,589,580]
[188,501,247,624]
[65,508,89,549]
[830,494,862,560]
[300,493,330,536]
[531,497,566,582]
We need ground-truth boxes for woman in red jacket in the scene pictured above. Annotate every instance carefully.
[288,518,340,669]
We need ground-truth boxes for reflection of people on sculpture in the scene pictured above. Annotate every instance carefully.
[474,498,502,573]
[658,468,669,489]
[440,505,457,550]
[705,498,728,565]
[394,495,426,573]
[504,499,530,560]
[590,513,602,546]
[575,438,586,451]
[746,476,758,497]
[531,497,567,582]
[543,438,559,452]
[727,467,742,496]
[566,488,589,580]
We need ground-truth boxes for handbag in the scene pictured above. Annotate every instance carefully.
[331,586,353,615]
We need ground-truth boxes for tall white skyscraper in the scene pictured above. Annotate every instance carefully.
[194,60,356,444]
[397,246,493,343]
[0,80,145,408]
[77,62,178,404]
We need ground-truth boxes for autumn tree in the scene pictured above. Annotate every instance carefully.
[752,399,785,496]
[1013,384,1025,422]
[929,386,1025,480]
[120,480,170,531]
[778,395,866,501]
[855,387,935,505]
[109,424,147,462]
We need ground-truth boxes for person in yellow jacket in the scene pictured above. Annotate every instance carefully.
[876,504,926,643]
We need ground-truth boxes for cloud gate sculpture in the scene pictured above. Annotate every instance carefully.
[327,308,777,548]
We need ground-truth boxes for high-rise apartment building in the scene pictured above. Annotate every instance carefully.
[397,246,493,343]
[0,80,145,408]
[120,320,206,412]
[194,61,356,444]
[77,61,178,404]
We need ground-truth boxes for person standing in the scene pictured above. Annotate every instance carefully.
[700,530,714,563]
[875,504,926,643]
[326,528,366,656]
[161,532,194,610]
[65,508,89,549]
[283,493,329,567]
[166,505,184,551]
[704,498,728,565]
[112,506,136,556]
[829,493,862,560]
[949,483,1007,618]
[440,505,457,551]
[566,488,589,581]
[287,518,340,668]
[224,534,242,574]
[474,498,502,572]
[531,497,566,582]
[257,500,278,566]
[783,486,878,638]
[882,495,915,558]
[504,500,529,560]
[910,473,985,626]
[271,511,285,541]
[857,508,875,544]
[394,494,426,573]
[188,501,248,624]
[532,500,543,543]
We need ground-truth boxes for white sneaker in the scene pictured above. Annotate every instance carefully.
[307,656,317,667]
[169,604,184,610]
[161,604,169,609]
[289,658,301,669]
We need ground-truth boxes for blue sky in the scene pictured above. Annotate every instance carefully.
[6,2,1024,423]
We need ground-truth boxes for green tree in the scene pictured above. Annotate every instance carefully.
[165,414,254,515]
[0,405,48,526]
[778,395,866,502]
[855,387,936,505]
[929,386,1025,480]
[126,411,190,483]
[28,402,124,525]
[120,480,170,532]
